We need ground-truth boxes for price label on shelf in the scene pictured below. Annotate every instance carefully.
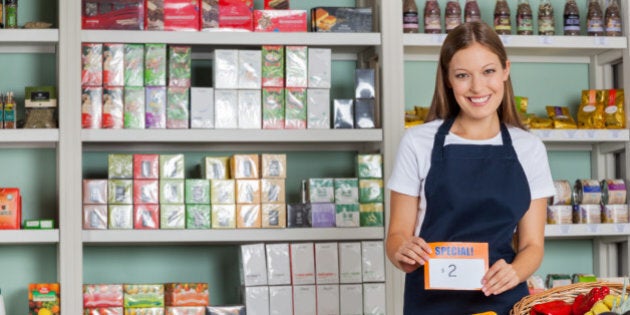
[424,242,488,290]
[540,35,554,45]
[499,35,511,45]
[594,36,607,46]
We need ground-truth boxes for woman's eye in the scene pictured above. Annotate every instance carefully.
[454,73,468,79]
[484,68,496,74]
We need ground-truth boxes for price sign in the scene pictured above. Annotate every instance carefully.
[424,242,488,291]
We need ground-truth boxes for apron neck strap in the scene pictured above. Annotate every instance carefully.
[432,119,514,161]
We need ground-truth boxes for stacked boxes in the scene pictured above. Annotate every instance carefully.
[159,154,186,229]
[261,154,287,228]
[357,154,384,227]
[107,154,134,229]
[333,68,377,129]
[133,154,160,229]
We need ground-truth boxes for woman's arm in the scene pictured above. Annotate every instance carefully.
[481,197,547,296]
[386,190,433,273]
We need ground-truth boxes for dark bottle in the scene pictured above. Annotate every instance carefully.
[464,0,481,23]
[424,0,442,34]
[494,0,512,35]
[586,0,604,36]
[403,0,419,33]
[5,0,17,29]
[516,0,533,35]
[538,0,555,35]
[604,0,622,36]
[444,0,461,33]
[563,0,580,36]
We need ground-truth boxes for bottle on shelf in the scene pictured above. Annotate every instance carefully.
[444,0,461,33]
[494,0,512,35]
[604,0,622,36]
[586,0,604,36]
[538,0,556,35]
[516,0,533,35]
[424,0,442,34]
[464,0,482,23]
[563,0,581,36]
[403,0,419,33]
[5,0,16,29]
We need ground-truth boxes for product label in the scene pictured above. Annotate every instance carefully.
[494,14,511,31]
[517,15,533,32]
[587,17,604,33]
[424,15,441,31]
[606,18,622,33]
[564,14,580,31]
[539,16,555,33]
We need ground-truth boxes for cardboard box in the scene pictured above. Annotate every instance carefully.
[244,286,270,315]
[240,243,268,286]
[212,204,236,228]
[160,204,186,229]
[311,7,373,33]
[290,243,315,285]
[134,204,160,229]
[254,10,307,32]
[315,242,339,284]
[190,87,215,129]
[218,0,254,31]
[108,205,133,229]
[123,86,146,128]
[269,286,293,315]
[265,243,291,285]
[164,283,209,306]
[214,89,238,129]
[145,86,167,128]
[29,283,60,315]
[83,284,124,308]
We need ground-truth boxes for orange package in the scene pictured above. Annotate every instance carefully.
[164,283,209,306]
[29,283,60,315]
[0,188,21,229]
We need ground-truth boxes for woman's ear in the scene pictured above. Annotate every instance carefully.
[503,59,511,81]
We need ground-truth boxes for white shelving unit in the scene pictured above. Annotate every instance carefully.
[545,224,630,240]
[0,230,59,244]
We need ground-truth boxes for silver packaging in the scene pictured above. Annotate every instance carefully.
[355,68,375,99]
[238,89,262,129]
[285,46,308,88]
[307,48,331,88]
[214,89,238,129]
[333,99,354,129]
[307,88,330,129]
[190,87,215,129]
[238,50,262,89]
[354,98,375,128]
[213,49,238,89]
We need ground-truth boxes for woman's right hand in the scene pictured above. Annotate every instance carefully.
[395,236,433,273]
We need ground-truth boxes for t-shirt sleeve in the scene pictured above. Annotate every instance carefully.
[523,137,556,200]
[387,131,422,197]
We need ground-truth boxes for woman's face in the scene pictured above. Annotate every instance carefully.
[448,42,510,122]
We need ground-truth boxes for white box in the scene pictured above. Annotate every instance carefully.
[339,284,363,315]
[361,241,385,282]
[238,50,262,89]
[266,243,291,285]
[269,285,293,315]
[291,242,315,285]
[316,284,340,315]
[240,243,268,286]
[190,87,214,128]
[308,48,331,88]
[214,49,238,89]
[245,286,270,315]
[286,46,308,87]
[363,283,386,315]
[315,242,339,284]
[307,89,330,129]
[293,285,316,315]
[238,89,262,129]
[214,89,238,129]
[338,242,362,283]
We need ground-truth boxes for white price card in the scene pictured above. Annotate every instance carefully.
[424,242,488,291]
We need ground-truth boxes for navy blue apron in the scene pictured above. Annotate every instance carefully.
[404,119,531,315]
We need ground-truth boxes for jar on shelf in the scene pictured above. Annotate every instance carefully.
[403,0,419,34]
[424,0,442,34]
[604,0,622,36]
[444,0,461,33]
[516,0,533,35]
[5,0,17,29]
[464,0,482,23]
[586,0,604,36]
[563,0,581,36]
[494,0,512,35]
[538,0,556,35]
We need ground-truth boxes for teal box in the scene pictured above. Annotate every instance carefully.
[185,179,211,204]
[160,179,185,204]
[186,204,211,229]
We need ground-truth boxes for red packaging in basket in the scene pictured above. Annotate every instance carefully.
[0,188,21,229]
[254,10,307,32]
[219,0,254,31]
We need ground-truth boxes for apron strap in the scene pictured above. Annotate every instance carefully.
[432,119,517,160]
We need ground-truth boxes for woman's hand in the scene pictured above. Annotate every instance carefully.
[481,259,519,296]
[394,236,433,273]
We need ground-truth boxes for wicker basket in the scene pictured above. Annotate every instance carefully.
[510,281,624,315]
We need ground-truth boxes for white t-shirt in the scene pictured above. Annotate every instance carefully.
[387,119,556,235]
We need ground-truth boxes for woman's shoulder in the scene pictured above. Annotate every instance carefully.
[507,126,546,153]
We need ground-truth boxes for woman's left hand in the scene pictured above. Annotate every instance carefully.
[480,259,519,296]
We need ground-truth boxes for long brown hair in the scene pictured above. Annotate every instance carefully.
[425,21,525,129]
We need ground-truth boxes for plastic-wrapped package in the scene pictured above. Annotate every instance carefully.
[166,87,189,129]
[316,285,339,315]
[108,154,133,179]
[240,244,268,286]
[83,205,108,229]
[24,86,58,129]
[124,86,145,129]
[185,179,211,204]
[185,204,211,229]
[190,87,214,128]
[245,287,269,315]
[236,179,260,204]
[269,286,293,315]
[262,203,286,228]
[133,179,159,204]
[236,204,261,228]
[163,0,200,31]
[231,154,259,179]
[363,283,386,315]
[124,44,144,86]
[238,50,262,89]
[333,99,354,129]
[161,204,186,229]
[340,285,363,315]
[144,44,167,86]
[201,0,219,30]
[213,50,238,89]
[312,203,336,227]
[83,179,108,204]
[361,241,385,282]
[82,87,103,129]
[292,285,316,314]
[168,46,192,87]
[339,242,362,283]
[307,88,330,129]
[211,179,235,204]
[261,154,286,178]
[308,48,331,88]
[83,284,124,308]
[133,204,159,229]
[355,98,376,129]
[103,43,124,86]
[254,10,307,32]
[108,205,133,229]
[214,89,238,128]
[315,243,339,284]
[261,179,285,203]
[262,46,284,87]
[335,203,359,227]
[290,243,315,285]
[285,46,307,87]
[145,86,167,128]
[237,89,261,129]
[265,243,291,285]
[108,179,133,204]
[334,178,359,204]
[201,156,229,180]
[160,180,185,204]
[134,154,160,179]
[82,43,103,86]
[82,0,144,30]
[212,204,236,228]
[285,88,306,129]
[160,154,185,179]
[102,87,124,129]
[262,87,285,129]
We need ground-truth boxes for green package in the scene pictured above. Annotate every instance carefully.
[360,203,384,227]
[123,86,145,129]
[262,45,284,87]
[160,204,186,229]
[335,203,360,227]
[359,179,384,203]
[307,178,334,203]
[357,154,383,179]
[185,179,211,204]
[285,88,307,129]
[262,87,285,129]
[166,87,189,129]
[124,44,144,87]
[123,284,164,308]
[144,43,167,86]
[186,204,212,229]
[108,180,133,205]
[108,154,133,179]
[168,45,192,87]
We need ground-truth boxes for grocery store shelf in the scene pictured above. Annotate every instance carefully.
[545,224,630,239]
[83,227,385,245]
[0,229,59,244]
[0,129,59,147]
[532,129,630,143]
[0,29,59,43]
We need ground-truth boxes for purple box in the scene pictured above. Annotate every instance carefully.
[311,203,335,227]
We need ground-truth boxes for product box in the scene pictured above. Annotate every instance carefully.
[311,7,373,33]
[287,203,311,227]
[212,204,236,228]
[82,0,144,30]
[186,204,211,229]
[103,43,125,86]
[168,46,192,87]
[108,205,133,229]
[359,179,384,203]
[244,286,269,315]
[236,179,261,204]
[134,204,160,229]
[218,0,254,31]
[190,87,214,128]
[363,283,386,315]
[231,154,259,179]
[0,188,21,229]
[23,219,54,229]
[83,284,124,308]
[125,308,165,314]
[164,283,209,306]
[201,156,229,179]
[333,99,354,129]
[360,203,384,227]
[201,0,220,30]
[84,307,124,314]
[160,179,185,204]
[265,243,291,285]
[123,86,146,129]
[261,154,286,178]
[160,154,185,179]
[206,306,245,314]
[315,242,340,284]
[262,46,284,87]
[253,10,307,32]
[357,154,383,179]
[82,43,103,86]
[307,88,330,129]
[161,204,186,229]
[211,179,235,203]
[311,203,335,227]
[83,205,108,229]
[285,46,308,87]
[134,154,160,179]
[573,204,602,224]
[123,284,165,308]
[144,43,167,86]
[308,48,331,88]
[102,86,124,129]
[237,89,262,129]
[264,0,289,9]
[82,87,103,129]
[166,86,189,129]
[361,241,385,282]
[83,179,108,204]
[334,178,359,204]
[603,204,629,223]
[292,285,316,315]
[146,0,200,30]
[108,180,133,204]
[165,307,205,315]
[133,179,159,204]
[214,89,238,129]
[339,242,362,283]
[262,87,285,129]
[145,86,167,128]
[29,283,60,315]
[339,284,363,315]
[269,286,293,315]
[285,87,307,129]
[355,98,376,129]
[262,203,286,228]
[238,50,262,89]
[336,203,359,227]
[185,179,211,204]
[261,179,285,203]
[316,285,340,315]
[108,154,133,179]
[240,243,268,286]
[355,68,376,99]
[307,178,334,203]
[290,242,315,285]
[213,50,239,89]
[124,44,145,87]
[236,204,261,228]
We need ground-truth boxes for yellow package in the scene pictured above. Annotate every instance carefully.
[514,96,528,114]
[529,114,553,129]
[577,89,605,129]
[415,106,429,121]
[405,109,421,128]
[546,106,577,129]
[604,89,625,129]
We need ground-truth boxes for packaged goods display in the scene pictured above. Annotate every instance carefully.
[29,283,60,315]
[423,0,441,34]
[586,0,604,36]
[494,0,512,35]
[538,0,555,35]
[605,0,622,36]
[444,0,461,33]
[23,86,58,128]
[516,0,533,35]
[402,0,419,33]
[82,0,144,30]
[253,10,307,32]
[311,7,373,33]
[563,0,581,35]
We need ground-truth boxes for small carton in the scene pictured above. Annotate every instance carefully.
[108,205,133,229]
[144,44,167,86]
[166,87,190,129]
[290,243,315,285]
[308,48,331,88]
[361,241,385,282]
[285,46,308,87]
[315,243,339,284]
[231,154,260,179]
[82,43,103,86]
[145,86,167,128]
[240,243,268,286]
[214,89,238,129]
[307,88,330,129]
[133,154,160,179]
[168,46,192,87]
[285,87,307,129]
[82,0,144,30]
[244,286,270,315]
[83,179,108,204]
[262,46,284,87]
[103,43,124,86]
[108,179,133,204]
[83,284,124,308]
[218,0,254,31]
[254,10,307,32]
[363,283,386,315]
[236,204,262,228]
[82,87,103,129]
[160,154,185,179]
[0,188,21,229]
[213,50,239,89]
[266,243,291,285]
[236,179,261,204]
[133,179,160,204]
[262,87,285,129]
[108,154,133,179]
[262,203,286,228]
[201,156,230,180]
[186,204,211,229]
[134,204,160,229]
[124,44,145,86]
[292,285,316,315]
[123,284,165,308]
[102,87,124,129]
[316,285,340,315]
[190,87,215,129]
[212,204,236,228]
[185,179,211,204]
[333,99,354,129]
[210,179,236,204]
[83,205,108,229]
[29,283,60,315]
[339,242,362,283]
[160,179,185,204]
[237,89,262,129]
[160,204,186,229]
[261,154,287,178]
[269,286,293,315]
[238,50,262,89]
[123,86,146,129]
[164,283,209,306]
[261,179,285,203]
